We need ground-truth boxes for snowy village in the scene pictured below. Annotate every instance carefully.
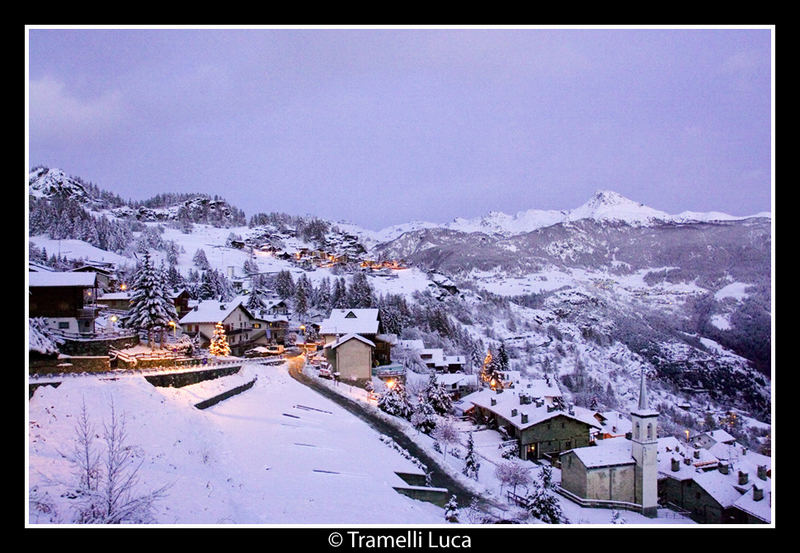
[26,27,773,530]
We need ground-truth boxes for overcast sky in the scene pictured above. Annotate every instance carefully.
[27,26,772,230]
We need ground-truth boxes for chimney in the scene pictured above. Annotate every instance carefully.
[719,463,730,475]
[490,398,497,406]
[738,471,749,485]
[671,458,680,472]
[752,485,764,502]
[683,457,692,466]
[741,447,747,456]
[757,465,768,480]
[521,413,529,424]
[511,409,518,417]
[693,449,700,459]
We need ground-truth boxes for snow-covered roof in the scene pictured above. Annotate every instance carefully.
[435,373,478,387]
[519,378,562,398]
[97,291,130,300]
[733,485,771,523]
[397,339,425,350]
[705,429,737,445]
[319,309,380,336]
[29,271,97,288]
[179,296,251,324]
[692,470,747,509]
[567,436,635,468]
[323,333,376,350]
[598,410,633,436]
[461,388,601,432]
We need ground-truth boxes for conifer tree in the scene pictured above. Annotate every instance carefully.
[411,394,438,435]
[462,432,481,480]
[123,252,178,349]
[444,496,459,523]
[424,372,453,416]
[377,380,413,420]
[209,321,231,357]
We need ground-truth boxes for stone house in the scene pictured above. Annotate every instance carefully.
[461,386,600,462]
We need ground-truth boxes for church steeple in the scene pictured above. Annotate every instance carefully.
[630,368,659,517]
[638,368,649,411]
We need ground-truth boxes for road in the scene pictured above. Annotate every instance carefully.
[285,355,507,519]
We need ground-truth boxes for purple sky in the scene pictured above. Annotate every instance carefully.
[27,27,772,230]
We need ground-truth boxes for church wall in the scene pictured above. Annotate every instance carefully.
[585,464,636,503]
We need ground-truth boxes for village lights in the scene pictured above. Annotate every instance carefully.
[120,283,127,291]
[168,320,176,337]
[386,379,396,390]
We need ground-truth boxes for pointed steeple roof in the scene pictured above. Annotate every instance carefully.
[632,369,659,417]
[638,368,649,411]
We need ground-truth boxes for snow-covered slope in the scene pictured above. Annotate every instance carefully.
[28,365,445,524]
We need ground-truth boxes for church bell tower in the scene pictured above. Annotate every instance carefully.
[630,369,659,517]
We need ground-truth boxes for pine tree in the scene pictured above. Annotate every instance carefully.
[332,277,348,308]
[424,372,453,416]
[209,321,231,357]
[411,394,438,435]
[294,273,311,316]
[377,381,413,420]
[315,277,331,312]
[347,272,374,308]
[274,270,295,300]
[525,465,564,524]
[444,496,459,523]
[462,432,481,480]
[192,248,210,270]
[123,252,178,349]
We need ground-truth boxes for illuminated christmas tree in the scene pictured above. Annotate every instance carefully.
[209,321,231,357]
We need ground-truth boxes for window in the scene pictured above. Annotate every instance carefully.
[58,322,69,329]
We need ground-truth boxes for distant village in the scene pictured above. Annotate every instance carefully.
[28,255,771,525]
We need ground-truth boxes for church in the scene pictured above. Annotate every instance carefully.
[558,370,659,517]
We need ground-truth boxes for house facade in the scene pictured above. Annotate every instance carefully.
[179,297,259,354]
[29,271,99,334]
[323,333,375,382]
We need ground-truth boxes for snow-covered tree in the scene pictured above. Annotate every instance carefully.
[410,394,438,435]
[66,399,170,524]
[525,465,564,524]
[444,495,459,523]
[462,432,480,480]
[294,273,311,317]
[315,276,331,312]
[432,417,460,459]
[192,248,210,270]
[209,321,231,357]
[424,372,453,416]
[123,252,179,348]
[377,380,412,420]
[274,270,295,300]
[331,277,348,309]
[29,317,63,355]
[347,272,375,308]
[494,460,531,496]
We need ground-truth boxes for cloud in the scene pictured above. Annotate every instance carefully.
[28,76,125,144]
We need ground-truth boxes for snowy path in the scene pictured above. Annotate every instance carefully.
[183,365,445,524]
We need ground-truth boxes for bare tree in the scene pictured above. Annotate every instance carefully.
[495,460,532,496]
[432,417,460,459]
[67,398,170,524]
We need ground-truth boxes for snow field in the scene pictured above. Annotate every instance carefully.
[28,363,444,525]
